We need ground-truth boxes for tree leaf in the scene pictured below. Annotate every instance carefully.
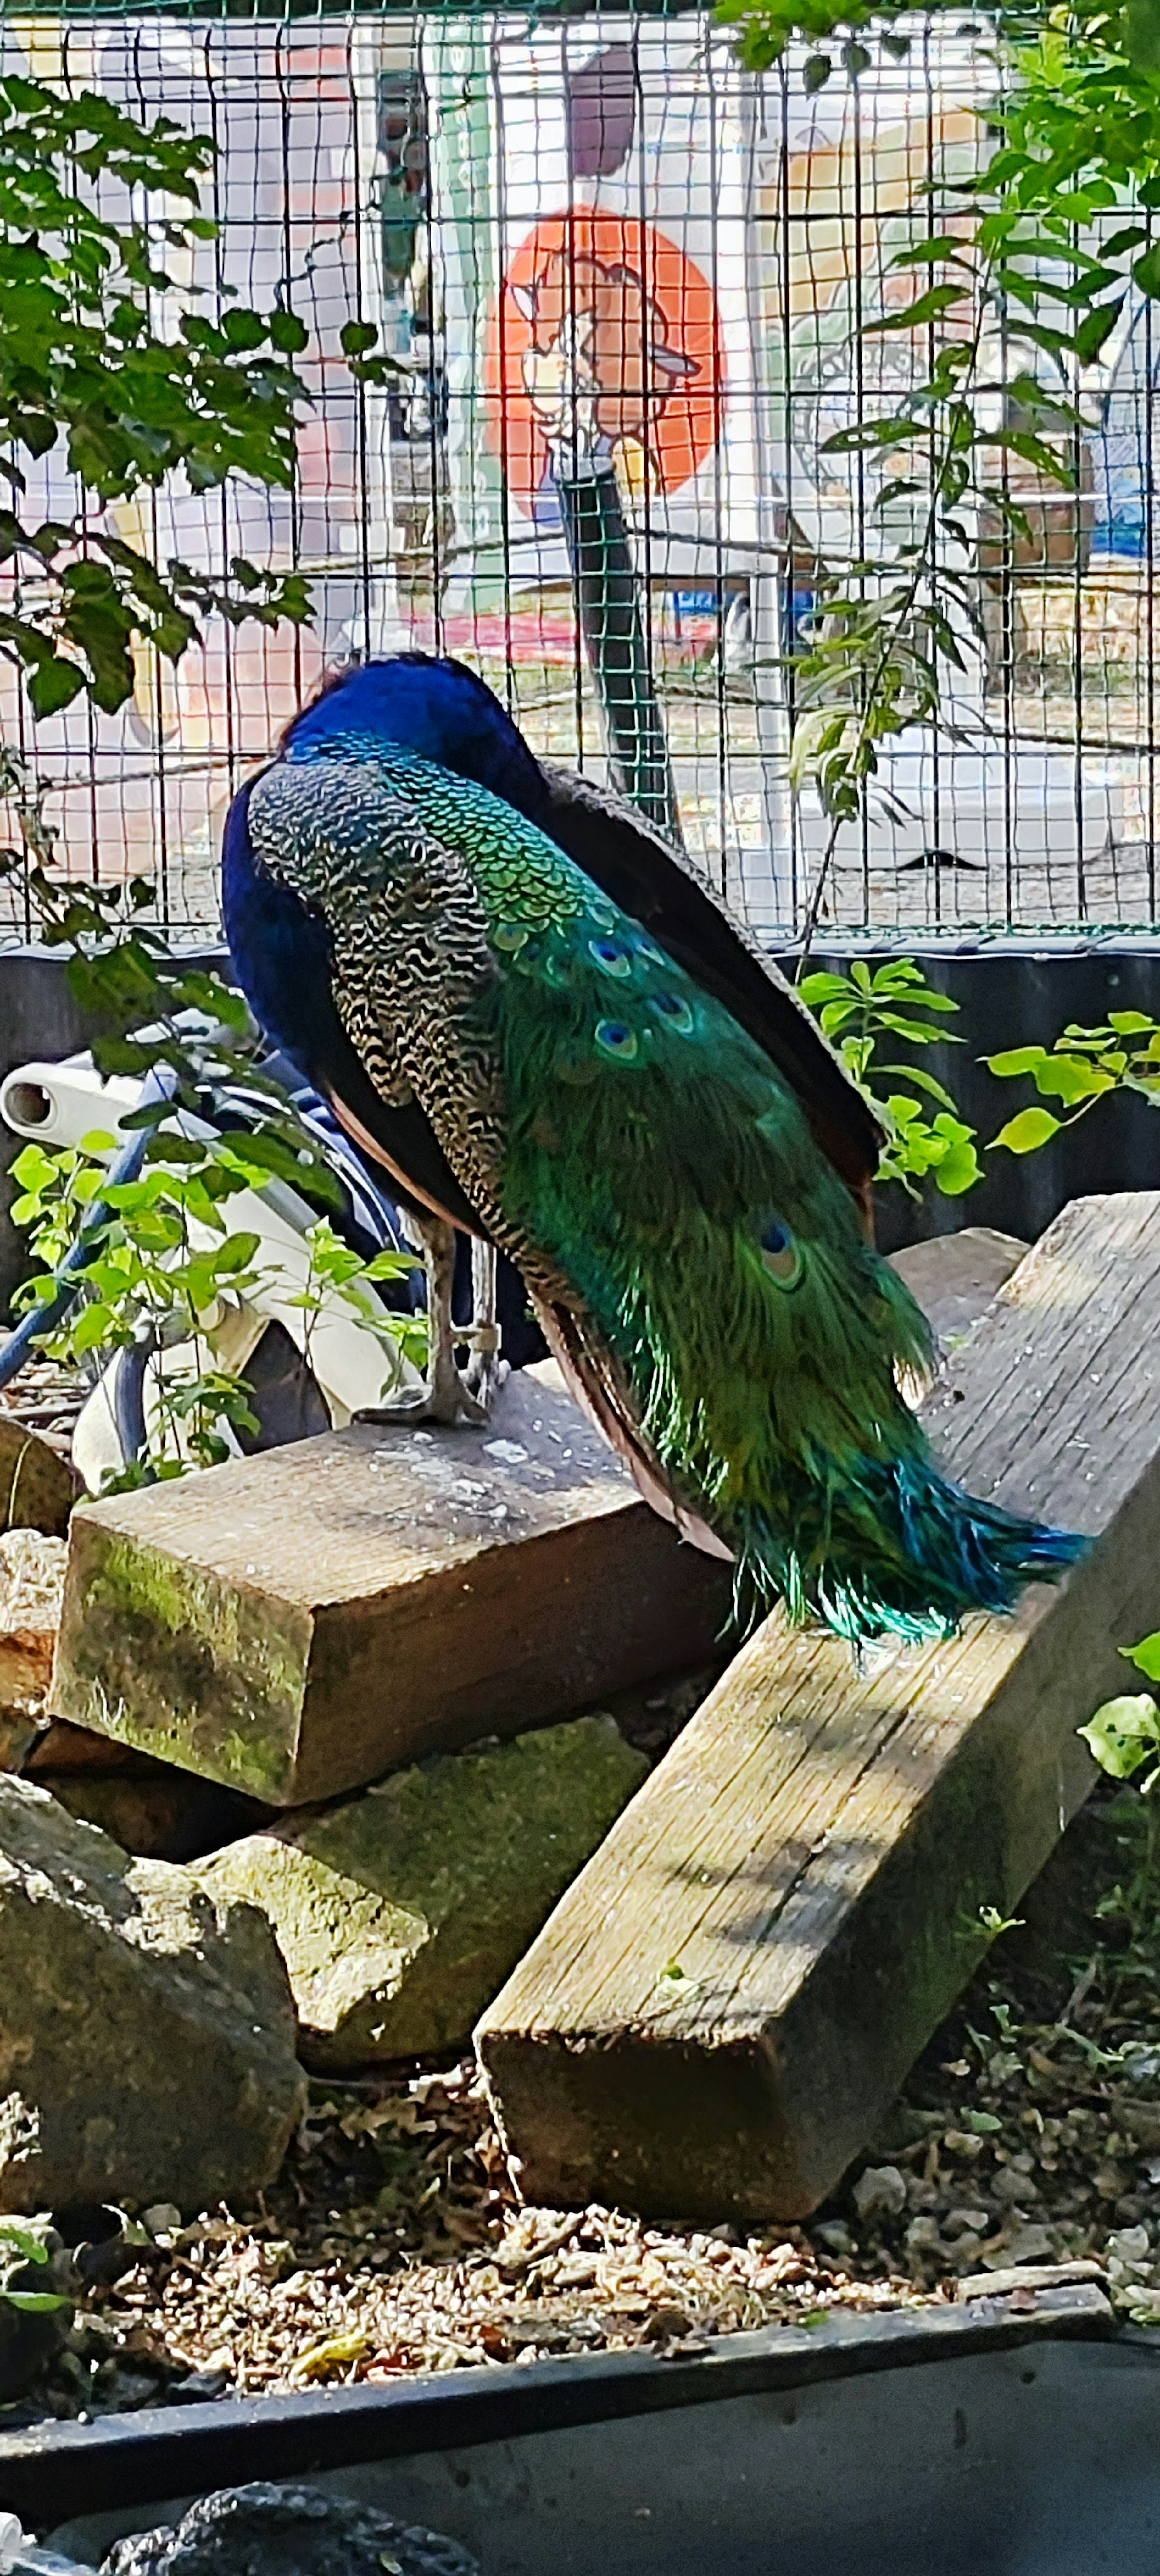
[26,656,85,719]
[987,1046,1048,1077]
[1078,1695,1160,1780]
[991,1107,1061,1154]
[1122,1631,1160,1682]
[1030,1057,1114,1105]
[803,52,832,92]
[1074,298,1125,364]
[1127,0,1160,76]
[864,285,964,336]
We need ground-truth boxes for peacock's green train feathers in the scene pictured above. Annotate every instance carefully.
[253,734,1085,1645]
[465,781,1080,1642]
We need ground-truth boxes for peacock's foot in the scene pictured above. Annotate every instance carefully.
[354,1349,490,1430]
[463,1324,508,1414]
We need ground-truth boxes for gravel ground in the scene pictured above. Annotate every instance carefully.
[9,1772,1160,2427]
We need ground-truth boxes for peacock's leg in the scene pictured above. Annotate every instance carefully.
[463,1237,505,1412]
[354,1206,488,1429]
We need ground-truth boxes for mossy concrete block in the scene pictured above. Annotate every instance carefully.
[0,1775,305,2215]
[197,1714,648,2068]
[50,1368,730,1806]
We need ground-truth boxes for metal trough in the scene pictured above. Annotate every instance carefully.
[1,2289,1156,2576]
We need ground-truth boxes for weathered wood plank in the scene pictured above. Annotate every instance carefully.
[477,1195,1160,2225]
[51,1364,731,1806]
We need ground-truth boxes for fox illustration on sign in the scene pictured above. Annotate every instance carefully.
[510,242,699,498]
[491,214,721,527]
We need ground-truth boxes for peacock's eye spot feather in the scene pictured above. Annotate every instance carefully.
[760,1216,803,1288]
[631,932,667,965]
[652,991,694,1034]
[493,921,529,953]
[589,937,633,978]
[595,1018,639,1063]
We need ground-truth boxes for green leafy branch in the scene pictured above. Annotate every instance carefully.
[716,0,1160,892]
[1081,1631,1160,1794]
[0,70,321,717]
[987,1012,1160,1155]
[800,956,981,1192]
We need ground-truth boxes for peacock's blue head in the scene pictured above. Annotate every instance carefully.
[281,653,549,821]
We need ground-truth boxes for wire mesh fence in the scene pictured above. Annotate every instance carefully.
[0,3,1158,949]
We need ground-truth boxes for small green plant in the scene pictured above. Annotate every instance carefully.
[285,1216,428,1391]
[988,1017,1160,1157]
[0,71,312,719]
[0,2217,69,2314]
[714,0,1160,897]
[3,826,426,1484]
[1078,1635,1160,1954]
[800,957,981,1194]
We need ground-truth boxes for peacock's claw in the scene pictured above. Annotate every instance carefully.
[353,1373,489,1431]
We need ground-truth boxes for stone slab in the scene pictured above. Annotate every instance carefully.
[198,1712,648,2067]
[52,1366,732,1806]
[0,1412,75,1538]
[0,1775,304,2215]
[477,1195,1160,2224]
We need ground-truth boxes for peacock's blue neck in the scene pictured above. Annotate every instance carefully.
[280,653,550,827]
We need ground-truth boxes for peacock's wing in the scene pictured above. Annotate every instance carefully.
[539,763,882,1210]
[225,771,486,1236]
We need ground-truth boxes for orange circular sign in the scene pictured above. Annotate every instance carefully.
[487,211,724,524]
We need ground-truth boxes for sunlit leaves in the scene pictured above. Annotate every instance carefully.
[988,1015,1160,1152]
[1079,1694,1160,1784]
[4,817,427,1480]
[1123,1630,1160,1681]
[800,958,981,1196]
[0,70,313,719]
[991,1106,1062,1154]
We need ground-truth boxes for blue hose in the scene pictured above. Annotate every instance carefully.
[0,1063,178,1396]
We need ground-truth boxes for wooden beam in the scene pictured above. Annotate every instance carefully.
[51,1364,731,1807]
[477,1195,1160,2224]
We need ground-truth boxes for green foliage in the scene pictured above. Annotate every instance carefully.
[715,0,1160,892]
[1080,1692,1160,1784]
[280,1218,428,1391]
[0,71,320,718]
[0,2215,70,2314]
[3,812,426,1483]
[987,1014,1160,1153]
[1080,1630,1160,1798]
[800,955,981,1193]
[0,2218,53,2267]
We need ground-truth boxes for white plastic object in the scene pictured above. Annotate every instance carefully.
[0,2520,96,2576]
[0,1053,422,1487]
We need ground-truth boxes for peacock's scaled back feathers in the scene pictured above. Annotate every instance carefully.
[235,657,1087,1647]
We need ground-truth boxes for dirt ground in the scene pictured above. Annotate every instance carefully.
[9,1771,1160,2427]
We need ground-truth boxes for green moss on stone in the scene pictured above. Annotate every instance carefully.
[197,1712,648,2065]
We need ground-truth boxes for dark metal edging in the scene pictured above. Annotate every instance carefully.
[0,2288,1123,2528]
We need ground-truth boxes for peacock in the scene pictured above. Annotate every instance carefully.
[222,652,1084,1645]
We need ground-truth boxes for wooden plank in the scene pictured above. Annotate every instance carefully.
[477,1194,1160,2225]
[51,1363,731,1806]
[887,1225,1028,1345]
